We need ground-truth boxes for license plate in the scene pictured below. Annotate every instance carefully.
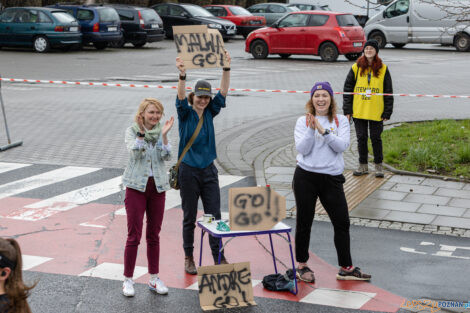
[227,29,235,34]
[69,26,78,32]
[108,26,117,32]
[353,42,363,47]
[151,24,159,29]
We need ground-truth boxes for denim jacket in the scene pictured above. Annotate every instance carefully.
[122,126,172,192]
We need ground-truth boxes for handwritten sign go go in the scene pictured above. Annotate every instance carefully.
[173,25,228,69]
[229,186,286,231]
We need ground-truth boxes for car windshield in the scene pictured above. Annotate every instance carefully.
[320,5,331,11]
[288,6,300,12]
[181,5,213,17]
[229,6,252,16]
[52,11,76,23]
[140,9,162,23]
[98,8,119,22]
[336,14,359,26]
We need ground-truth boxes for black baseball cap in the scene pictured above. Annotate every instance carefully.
[194,80,213,97]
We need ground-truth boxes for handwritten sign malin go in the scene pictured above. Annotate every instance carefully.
[173,25,227,69]
[198,262,256,311]
[229,186,286,231]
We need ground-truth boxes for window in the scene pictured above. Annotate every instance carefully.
[249,5,267,14]
[77,9,94,21]
[153,5,167,16]
[38,11,52,23]
[15,10,31,23]
[384,0,409,18]
[308,14,329,26]
[278,13,309,27]
[207,7,226,17]
[268,5,286,14]
[336,14,359,26]
[0,9,17,23]
[169,5,186,17]
[140,9,161,23]
[117,9,134,21]
[229,6,251,16]
[52,11,76,23]
[98,8,119,22]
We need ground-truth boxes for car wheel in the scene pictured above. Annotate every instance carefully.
[33,36,50,53]
[93,42,108,50]
[133,42,146,48]
[250,40,268,59]
[392,43,406,49]
[369,31,386,49]
[279,54,291,59]
[319,42,338,62]
[345,53,360,61]
[454,33,470,52]
[110,39,125,48]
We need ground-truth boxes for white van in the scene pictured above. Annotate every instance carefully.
[364,0,470,51]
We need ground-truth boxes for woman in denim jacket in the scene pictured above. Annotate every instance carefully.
[121,98,174,297]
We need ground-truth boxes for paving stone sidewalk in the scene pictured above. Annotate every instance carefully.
[216,116,470,237]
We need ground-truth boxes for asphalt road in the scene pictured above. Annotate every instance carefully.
[1,37,470,313]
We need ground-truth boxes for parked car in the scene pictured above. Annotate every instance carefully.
[0,7,81,53]
[151,3,236,40]
[364,0,470,51]
[46,4,121,50]
[246,3,299,26]
[287,3,331,11]
[106,4,164,48]
[204,4,265,38]
[245,11,366,62]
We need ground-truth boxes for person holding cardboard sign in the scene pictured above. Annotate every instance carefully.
[121,98,174,297]
[293,82,371,283]
[175,50,231,275]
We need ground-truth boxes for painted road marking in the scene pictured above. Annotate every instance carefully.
[0,162,32,174]
[300,288,376,310]
[0,166,100,200]
[79,262,147,281]
[6,176,122,221]
[400,241,470,260]
[22,255,53,271]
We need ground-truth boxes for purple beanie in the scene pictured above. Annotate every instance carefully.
[310,81,334,98]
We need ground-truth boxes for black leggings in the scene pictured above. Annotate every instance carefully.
[292,166,352,267]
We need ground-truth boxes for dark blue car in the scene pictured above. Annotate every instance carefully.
[0,7,81,52]
[47,4,121,50]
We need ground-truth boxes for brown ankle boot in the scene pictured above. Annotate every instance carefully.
[185,256,197,275]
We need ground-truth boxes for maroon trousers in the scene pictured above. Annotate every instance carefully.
[123,177,165,277]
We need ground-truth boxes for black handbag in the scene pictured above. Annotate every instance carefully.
[169,115,204,190]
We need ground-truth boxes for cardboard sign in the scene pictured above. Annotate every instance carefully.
[173,25,227,69]
[198,262,256,311]
[229,186,286,231]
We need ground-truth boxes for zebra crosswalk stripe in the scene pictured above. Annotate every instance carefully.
[0,162,32,174]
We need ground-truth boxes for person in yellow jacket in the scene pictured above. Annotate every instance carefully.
[343,39,393,178]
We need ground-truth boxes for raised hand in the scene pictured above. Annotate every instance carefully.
[176,57,185,75]
[306,113,315,129]
[137,115,145,133]
[224,49,231,67]
[162,116,174,136]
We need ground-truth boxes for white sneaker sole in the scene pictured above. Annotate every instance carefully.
[336,274,371,281]
[122,291,135,297]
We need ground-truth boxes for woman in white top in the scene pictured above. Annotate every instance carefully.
[293,81,371,283]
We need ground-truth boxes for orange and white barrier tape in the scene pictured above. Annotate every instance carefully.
[1,77,470,99]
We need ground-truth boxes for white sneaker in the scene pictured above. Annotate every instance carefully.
[122,278,135,297]
[148,276,168,295]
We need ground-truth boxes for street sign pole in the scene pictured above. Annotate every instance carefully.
[0,75,23,151]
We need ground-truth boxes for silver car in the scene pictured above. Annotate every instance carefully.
[247,3,299,26]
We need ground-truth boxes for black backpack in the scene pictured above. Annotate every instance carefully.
[262,269,295,292]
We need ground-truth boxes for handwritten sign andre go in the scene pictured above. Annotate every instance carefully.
[173,25,227,69]
[229,186,286,231]
[198,262,256,311]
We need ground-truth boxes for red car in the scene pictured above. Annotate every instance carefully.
[204,4,266,38]
[245,11,366,62]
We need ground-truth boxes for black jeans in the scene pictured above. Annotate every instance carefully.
[292,166,352,267]
[179,162,224,262]
[353,118,384,164]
